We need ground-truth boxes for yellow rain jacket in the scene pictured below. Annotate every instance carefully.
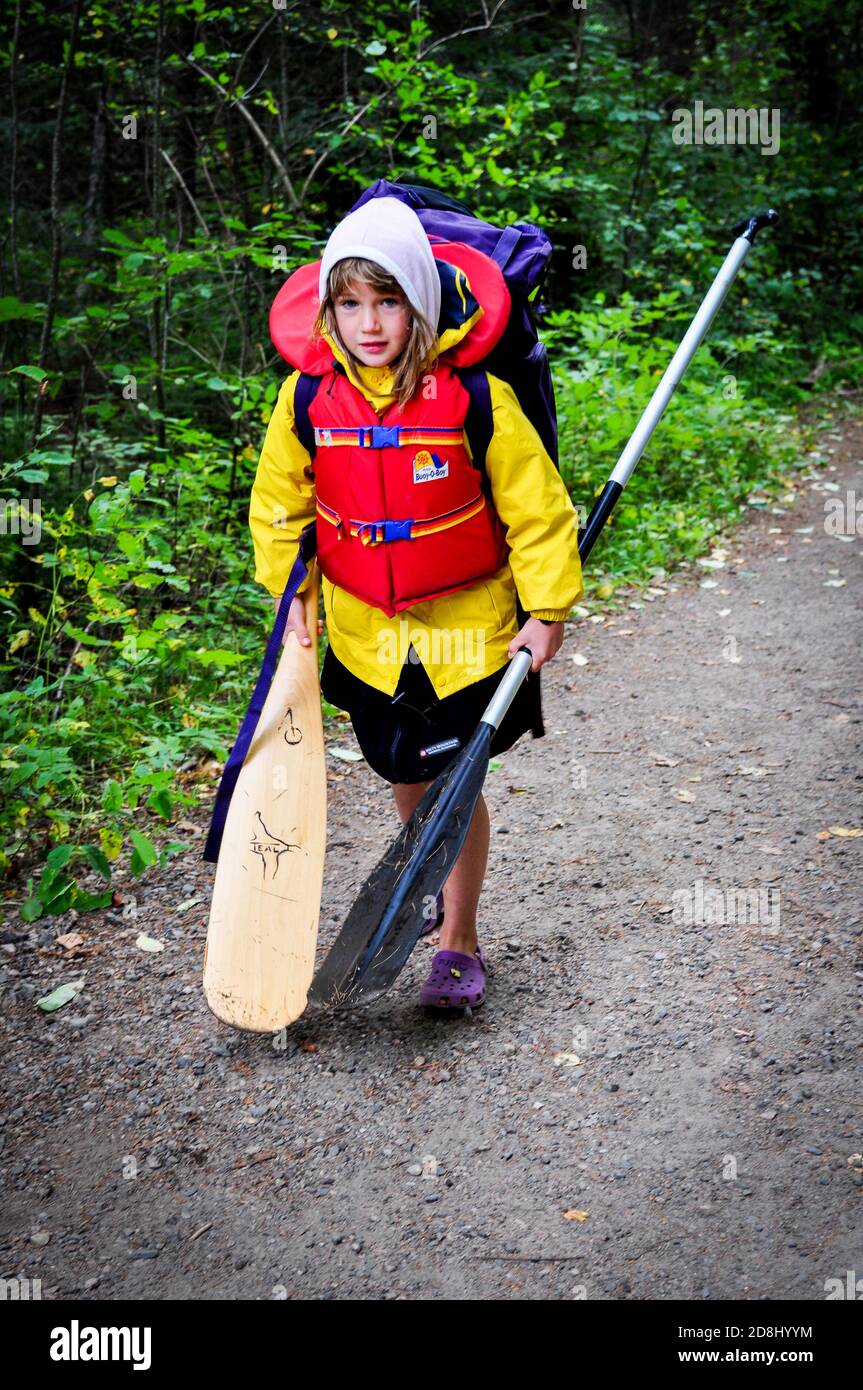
[249,328,584,701]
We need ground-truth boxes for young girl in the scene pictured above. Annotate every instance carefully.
[249,196,583,1011]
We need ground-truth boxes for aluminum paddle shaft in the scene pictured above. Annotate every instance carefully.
[480,208,779,735]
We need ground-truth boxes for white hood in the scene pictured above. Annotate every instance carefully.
[317,196,441,330]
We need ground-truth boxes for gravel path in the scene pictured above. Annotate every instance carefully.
[2,412,861,1301]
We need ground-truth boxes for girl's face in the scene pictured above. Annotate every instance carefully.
[332,279,412,368]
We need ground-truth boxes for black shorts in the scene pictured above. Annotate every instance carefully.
[320,642,545,785]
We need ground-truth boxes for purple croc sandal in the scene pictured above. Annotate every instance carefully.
[420,947,487,1011]
[418,891,445,937]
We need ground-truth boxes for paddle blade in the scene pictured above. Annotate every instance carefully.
[309,722,494,1008]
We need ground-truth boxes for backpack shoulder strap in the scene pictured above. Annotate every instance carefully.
[293,371,323,459]
[453,366,493,500]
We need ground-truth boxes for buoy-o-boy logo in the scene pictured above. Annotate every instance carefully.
[413,450,449,483]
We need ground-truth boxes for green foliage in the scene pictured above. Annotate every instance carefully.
[546,294,813,594]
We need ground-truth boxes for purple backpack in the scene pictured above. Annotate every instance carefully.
[293,179,559,483]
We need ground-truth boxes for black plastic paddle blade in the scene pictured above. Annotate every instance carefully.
[309,722,494,1009]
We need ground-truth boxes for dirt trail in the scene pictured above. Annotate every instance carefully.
[2,413,861,1301]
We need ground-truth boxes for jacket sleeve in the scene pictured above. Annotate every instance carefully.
[248,371,317,599]
[482,374,584,620]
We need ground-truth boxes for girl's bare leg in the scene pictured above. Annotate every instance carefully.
[391,780,489,957]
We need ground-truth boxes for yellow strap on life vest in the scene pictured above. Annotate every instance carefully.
[313,425,465,449]
[316,494,487,546]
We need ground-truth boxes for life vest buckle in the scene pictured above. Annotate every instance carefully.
[357,518,413,545]
[359,425,401,448]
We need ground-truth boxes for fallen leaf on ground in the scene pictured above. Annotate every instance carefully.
[36,977,86,1012]
[826,826,863,838]
[329,748,364,761]
[56,932,86,951]
[674,788,696,802]
[571,653,589,666]
[136,933,165,953]
[563,1209,590,1222]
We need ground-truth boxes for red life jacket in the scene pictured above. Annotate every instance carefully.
[308,363,509,617]
[270,241,513,618]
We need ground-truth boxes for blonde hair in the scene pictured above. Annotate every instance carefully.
[313,256,438,410]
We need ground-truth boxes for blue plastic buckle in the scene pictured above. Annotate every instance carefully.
[359,425,401,448]
[357,518,413,544]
